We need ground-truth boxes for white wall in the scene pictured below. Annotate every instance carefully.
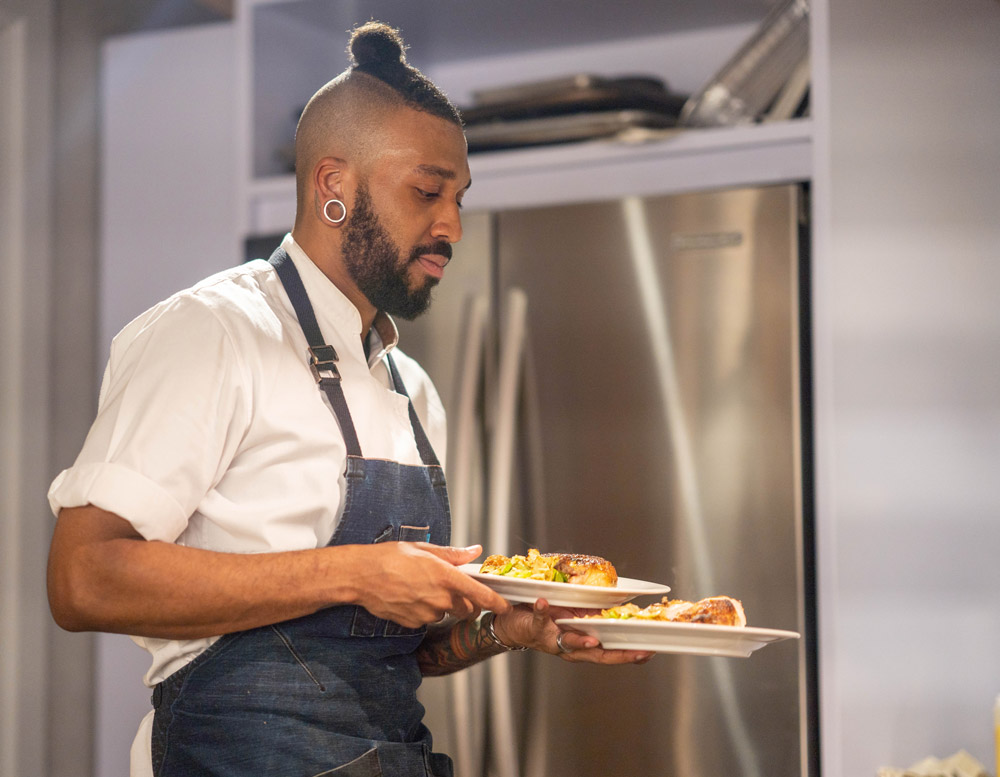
[100,23,239,347]
[817,1,1000,774]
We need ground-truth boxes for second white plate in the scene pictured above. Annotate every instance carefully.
[459,563,670,608]
[555,617,800,657]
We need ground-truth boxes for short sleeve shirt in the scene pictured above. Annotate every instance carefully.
[47,233,447,685]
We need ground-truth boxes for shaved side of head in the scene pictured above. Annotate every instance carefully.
[294,72,401,209]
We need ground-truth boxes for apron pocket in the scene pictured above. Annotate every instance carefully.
[269,625,327,691]
[310,747,382,777]
[350,606,379,637]
[398,525,431,543]
[351,607,427,639]
[425,747,455,777]
[383,620,427,638]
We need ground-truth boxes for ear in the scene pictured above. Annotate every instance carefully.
[313,156,347,203]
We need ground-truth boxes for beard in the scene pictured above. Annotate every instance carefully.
[340,182,451,320]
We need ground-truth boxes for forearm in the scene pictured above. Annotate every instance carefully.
[48,505,508,641]
[72,546,352,639]
[48,505,361,640]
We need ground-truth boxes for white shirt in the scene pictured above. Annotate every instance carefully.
[48,233,448,686]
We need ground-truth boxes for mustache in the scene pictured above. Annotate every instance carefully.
[408,241,453,265]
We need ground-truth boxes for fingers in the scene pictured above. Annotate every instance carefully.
[555,635,655,665]
[534,598,653,665]
[530,599,596,652]
[418,542,483,565]
[443,597,480,622]
[556,639,654,665]
[415,544,511,613]
[359,542,510,624]
[434,549,514,614]
[456,575,511,615]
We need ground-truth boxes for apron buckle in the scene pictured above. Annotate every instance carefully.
[309,345,342,385]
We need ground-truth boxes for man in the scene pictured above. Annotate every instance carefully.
[47,21,651,777]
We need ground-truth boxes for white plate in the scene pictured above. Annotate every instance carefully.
[555,617,800,658]
[459,563,670,608]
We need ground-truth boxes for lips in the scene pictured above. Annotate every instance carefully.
[416,254,448,280]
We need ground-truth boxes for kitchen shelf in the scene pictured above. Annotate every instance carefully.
[237,0,812,235]
[245,118,812,234]
[463,117,812,210]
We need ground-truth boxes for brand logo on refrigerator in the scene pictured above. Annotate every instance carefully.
[670,232,744,251]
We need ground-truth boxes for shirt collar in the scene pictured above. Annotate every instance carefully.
[280,233,399,369]
[365,312,399,368]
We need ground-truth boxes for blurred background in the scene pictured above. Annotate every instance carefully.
[1,1,999,776]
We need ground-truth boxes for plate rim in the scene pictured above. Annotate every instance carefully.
[554,617,800,656]
[554,616,801,641]
[458,563,671,597]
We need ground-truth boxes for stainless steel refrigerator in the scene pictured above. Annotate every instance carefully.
[396,182,817,777]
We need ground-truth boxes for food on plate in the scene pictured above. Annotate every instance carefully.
[479,548,618,587]
[592,595,747,627]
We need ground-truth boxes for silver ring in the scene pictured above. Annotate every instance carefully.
[556,632,573,654]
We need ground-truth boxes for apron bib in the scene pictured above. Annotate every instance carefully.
[150,249,453,777]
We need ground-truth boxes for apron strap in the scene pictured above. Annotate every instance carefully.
[269,247,363,458]
[385,354,441,468]
[268,247,443,468]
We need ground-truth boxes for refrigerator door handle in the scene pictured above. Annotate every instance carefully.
[450,292,489,549]
[487,287,529,777]
[487,287,528,554]
[448,292,490,777]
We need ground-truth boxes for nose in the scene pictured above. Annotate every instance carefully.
[430,200,463,245]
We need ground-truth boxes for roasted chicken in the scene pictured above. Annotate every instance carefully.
[594,595,747,627]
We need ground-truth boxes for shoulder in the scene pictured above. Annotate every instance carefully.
[167,260,281,331]
[113,261,282,353]
[104,260,290,393]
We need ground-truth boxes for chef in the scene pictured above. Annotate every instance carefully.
[46,21,653,777]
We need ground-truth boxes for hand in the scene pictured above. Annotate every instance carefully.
[348,543,511,628]
[492,598,654,664]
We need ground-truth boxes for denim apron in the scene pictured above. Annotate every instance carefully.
[149,248,453,777]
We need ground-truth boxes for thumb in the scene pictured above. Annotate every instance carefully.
[423,543,483,566]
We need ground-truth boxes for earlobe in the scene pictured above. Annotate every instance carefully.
[323,199,347,224]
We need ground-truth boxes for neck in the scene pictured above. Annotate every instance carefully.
[291,225,378,334]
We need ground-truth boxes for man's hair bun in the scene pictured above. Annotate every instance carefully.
[344,20,461,127]
[349,21,407,70]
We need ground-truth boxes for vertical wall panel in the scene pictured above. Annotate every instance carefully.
[821,1,1000,773]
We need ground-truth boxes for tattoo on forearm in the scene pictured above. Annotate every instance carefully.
[417,614,506,676]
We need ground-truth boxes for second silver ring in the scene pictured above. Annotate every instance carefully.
[556,631,573,654]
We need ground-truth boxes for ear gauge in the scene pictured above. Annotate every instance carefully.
[323,199,347,224]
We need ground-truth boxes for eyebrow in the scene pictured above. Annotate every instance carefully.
[414,164,472,191]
